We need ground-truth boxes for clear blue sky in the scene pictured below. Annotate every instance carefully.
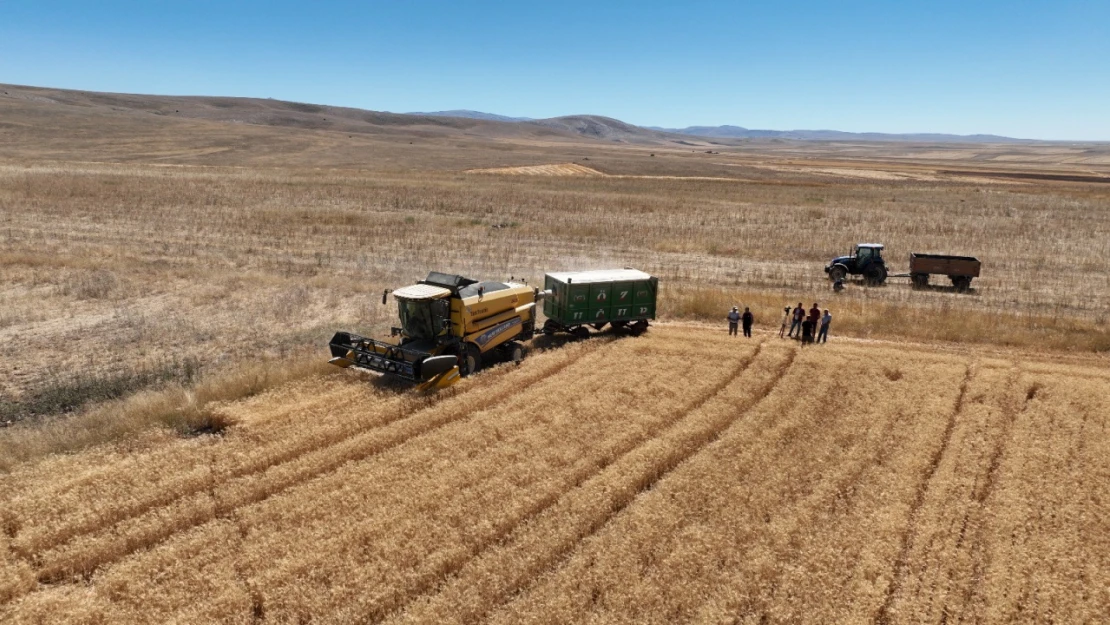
[2,1,1107,140]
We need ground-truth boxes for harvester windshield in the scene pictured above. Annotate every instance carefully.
[398,299,437,340]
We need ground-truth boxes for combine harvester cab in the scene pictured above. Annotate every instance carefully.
[542,269,658,337]
[329,272,542,390]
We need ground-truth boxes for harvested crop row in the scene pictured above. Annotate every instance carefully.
[20,338,605,586]
[3,330,747,621]
[879,362,1021,622]
[3,379,409,557]
[0,535,34,605]
[202,335,747,622]
[387,341,794,625]
[484,346,968,624]
[975,370,1110,623]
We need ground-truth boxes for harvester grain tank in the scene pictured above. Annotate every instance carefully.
[328,272,543,390]
[542,269,657,337]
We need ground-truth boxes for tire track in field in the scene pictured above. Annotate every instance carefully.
[951,366,1034,623]
[874,362,974,625]
[384,344,797,625]
[24,341,607,587]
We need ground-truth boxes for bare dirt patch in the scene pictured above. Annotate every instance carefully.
[466,163,605,176]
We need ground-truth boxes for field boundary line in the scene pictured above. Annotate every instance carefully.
[23,342,605,588]
[875,362,974,625]
[386,343,797,625]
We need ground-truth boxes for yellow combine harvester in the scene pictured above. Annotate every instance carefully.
[328,272,545,390]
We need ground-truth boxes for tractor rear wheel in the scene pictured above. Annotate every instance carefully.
[460,344,482,377]
[865,264,887,285]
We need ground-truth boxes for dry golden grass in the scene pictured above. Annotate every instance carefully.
[1,145,1108,467]
[1,327,1107,623]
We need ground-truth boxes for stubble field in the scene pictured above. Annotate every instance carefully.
[2,86,1110,622]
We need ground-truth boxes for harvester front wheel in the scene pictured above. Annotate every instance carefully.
[460,344,482,377]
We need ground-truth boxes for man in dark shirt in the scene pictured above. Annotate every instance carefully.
[789,302,804,338]
[742,307,754,337]
[808,303,821,333]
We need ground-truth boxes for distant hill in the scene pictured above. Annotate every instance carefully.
[409,110,533,122]
[527,115,678,144]
[649,124,1027,143]
[409,109,1029,143]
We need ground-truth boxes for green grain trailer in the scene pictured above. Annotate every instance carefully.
[542,269,658,336]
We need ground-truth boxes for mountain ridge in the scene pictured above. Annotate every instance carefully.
[404,110,1029,143]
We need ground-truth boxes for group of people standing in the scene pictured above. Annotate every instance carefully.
[727,302,832,344]
[780,302,831,344]
[727,306,754,337]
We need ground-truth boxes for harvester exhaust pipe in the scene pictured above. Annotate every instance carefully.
[381,289,392,305]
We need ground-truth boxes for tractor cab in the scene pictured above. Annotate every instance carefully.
[852,243,884,268]
[826,243,888,284]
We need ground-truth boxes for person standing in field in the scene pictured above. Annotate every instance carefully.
[779,306,791,338]
[742,307,754,338]
[808,302,821,335]
[789,303,804,338]
[817,309,832,343]
[801,317,814,344]
[728,306,741,336]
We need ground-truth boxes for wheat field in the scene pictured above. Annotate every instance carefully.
[1,326,1107,623]
[3,88,1110,622]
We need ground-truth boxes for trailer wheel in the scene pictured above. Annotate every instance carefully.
[951,276,972,292]
[571,326,590,339]
[460,344,482,377]
[630,320,649,335]
[911,273,929,288]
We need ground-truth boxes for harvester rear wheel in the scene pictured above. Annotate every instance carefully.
[506,341,525,364]
[460,344,482,377]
